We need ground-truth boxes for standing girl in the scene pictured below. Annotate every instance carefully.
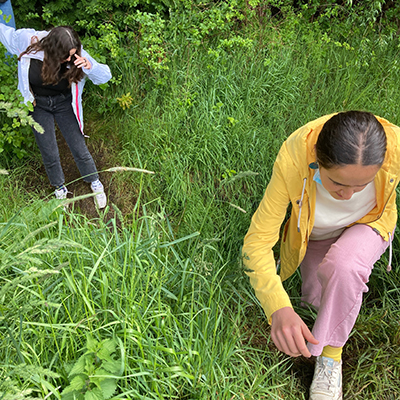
[243,111,400,399]
[0,24,112,207]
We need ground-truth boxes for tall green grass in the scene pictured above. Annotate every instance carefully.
[0,197,304,399]
[107,18,400,268]
[2,14,400,399]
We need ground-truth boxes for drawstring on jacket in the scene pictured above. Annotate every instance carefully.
[297,178,307,232]
[387,231,393,272]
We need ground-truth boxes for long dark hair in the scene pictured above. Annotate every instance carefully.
[316,111,387,169]
[19,26,84,85]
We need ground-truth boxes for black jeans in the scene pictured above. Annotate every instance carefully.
[31,93,99,187]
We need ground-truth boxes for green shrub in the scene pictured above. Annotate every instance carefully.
[0,52,42,159]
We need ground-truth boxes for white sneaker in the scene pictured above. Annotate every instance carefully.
[91,179,107,209]
[54,186,68,200]
[309,356,342,400]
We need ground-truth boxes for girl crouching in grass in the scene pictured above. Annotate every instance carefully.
[243,111,399,399]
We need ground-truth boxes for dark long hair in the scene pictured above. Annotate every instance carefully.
[316,111,387,169]
[19,26,84,85]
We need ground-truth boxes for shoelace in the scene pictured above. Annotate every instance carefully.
[55,186,68,198]
[91,180,104,192]
[314,360,340,391]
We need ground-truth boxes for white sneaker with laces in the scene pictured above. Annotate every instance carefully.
[309,356,342,400]
[54,185,68,200]
[91,179,107,209]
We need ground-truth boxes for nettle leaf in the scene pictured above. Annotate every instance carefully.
[90,368,110,386]
[69,354,89,377]
[62,374,87,394]
[97,339,117,360]
[102,359,121,375]
[86,335,99,353]
[99,378,117,400]
[84,387,104,400]
[62,391,85,400]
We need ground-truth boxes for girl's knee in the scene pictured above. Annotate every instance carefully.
[317,253,371,287]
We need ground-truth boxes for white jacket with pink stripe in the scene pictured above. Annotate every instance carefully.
[0,24,112,134]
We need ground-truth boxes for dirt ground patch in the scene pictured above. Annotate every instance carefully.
[25,123,138,221]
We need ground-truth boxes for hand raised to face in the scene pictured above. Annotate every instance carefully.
[73,53,91,70]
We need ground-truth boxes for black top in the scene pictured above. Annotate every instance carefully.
[29,59,71,96]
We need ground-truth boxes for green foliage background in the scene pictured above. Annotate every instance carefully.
[2,0,400,158]
[1,1,400,399]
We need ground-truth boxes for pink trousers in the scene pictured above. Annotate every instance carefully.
[300,224,390,356]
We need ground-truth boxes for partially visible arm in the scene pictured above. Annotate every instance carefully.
[80,47,112,85]
[243,145,293,320]
[0,24,46,56]
[243,144,318,357]
[0,23,21,54]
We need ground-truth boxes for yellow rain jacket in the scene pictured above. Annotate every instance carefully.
[243,114,400,322]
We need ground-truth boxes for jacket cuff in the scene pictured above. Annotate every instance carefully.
[259,292,293,324]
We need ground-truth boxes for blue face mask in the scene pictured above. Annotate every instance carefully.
[313,169,322,185]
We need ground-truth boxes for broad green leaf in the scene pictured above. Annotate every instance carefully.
[62,375,87,394]
[84,387,104,400]
[90,368,109,387]
[69,355,88,377]
[97,339,117,360]
[100,379,117,400]
[86,335,99,353]
[62,391,85,400]
[102,359,121,375]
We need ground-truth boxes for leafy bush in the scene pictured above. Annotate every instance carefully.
[0,35,43,159]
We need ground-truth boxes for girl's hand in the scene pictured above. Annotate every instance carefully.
[271,307,319,358]
[74,54,91,70]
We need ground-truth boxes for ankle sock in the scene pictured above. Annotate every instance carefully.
[321,345,342,362]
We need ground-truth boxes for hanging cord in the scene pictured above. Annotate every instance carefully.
[387,231,393,272]
[297,178,307,232]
